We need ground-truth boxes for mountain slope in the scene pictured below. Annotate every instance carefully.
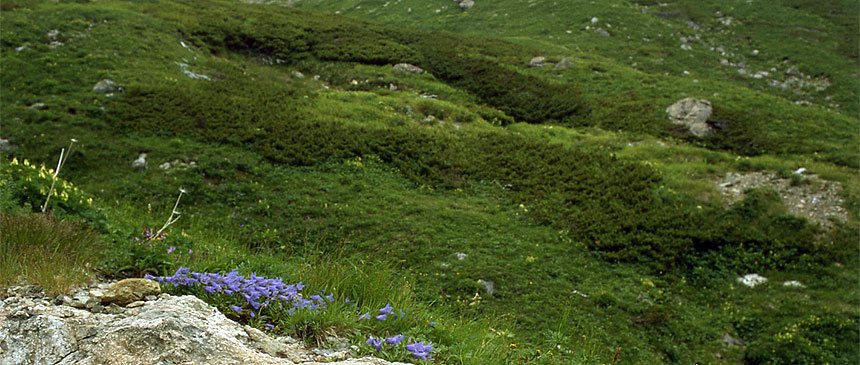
[1,0,858,363]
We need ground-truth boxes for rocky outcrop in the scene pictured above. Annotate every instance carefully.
[1,285,402,365]
[392,63,424,75]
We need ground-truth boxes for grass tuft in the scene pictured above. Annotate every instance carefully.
[0,213,101,295]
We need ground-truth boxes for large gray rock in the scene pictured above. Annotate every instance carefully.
[666,98,714,138]
[0,294,402,365]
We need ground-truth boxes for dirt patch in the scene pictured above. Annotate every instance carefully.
[715,171,847,229]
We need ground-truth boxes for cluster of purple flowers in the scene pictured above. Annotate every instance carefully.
[367,335,435,360]
[358,302,406,322]
[145,267,335,316]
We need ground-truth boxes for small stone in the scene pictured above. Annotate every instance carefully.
[594,28,611,37]
[159,162,171,170]
[783,280,805,288]
[477,279,495,295]
[126,301,145,308]
[722,334,745,347]
[29,103,47,110]
[132,153,148,170]
[90,304,104,313]
[277,336,299,344]
[737,273,767,288]
[0,139,13,152]
[292,71,304,79]
[458,0,475,10]
[100,278,161,305]
[144,295,158,301]
[93,79,120,93]
[554,58,573,69]
[455,252,468,260]
[529,56,547,67]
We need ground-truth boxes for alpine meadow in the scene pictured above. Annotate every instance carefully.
[1,0,858,363]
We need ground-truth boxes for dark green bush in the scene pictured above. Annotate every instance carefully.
[415,35,588,124]
[178,0,587,125]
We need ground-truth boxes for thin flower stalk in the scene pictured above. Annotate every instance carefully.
[154,188,186,239]
[42,139,76,212]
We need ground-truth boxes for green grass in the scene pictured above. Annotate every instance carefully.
[1,0,858,363]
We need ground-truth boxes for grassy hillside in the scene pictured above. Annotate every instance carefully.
[1,0,858,363]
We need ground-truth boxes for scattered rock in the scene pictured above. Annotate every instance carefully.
[554,58,573,69]
[454,252,468,260]
[594,28,611,37]
[292,71,305,79]
[477,279,494,295]
[686,21,701,31]
[93,79,120,93]
[783,280,805,288]
[131,153,148,170]
[715,171,847,228]
[0,139,13,152]
[529,56,547,67]
[666,98,714,138]
[453,0,474,10]
[99,278,161,306]
[392,63,424,74]
[722,334,745,347]
[737,273,767,288]
[176,62,211,80]
[184,70,211,81]
[159,159,197,172]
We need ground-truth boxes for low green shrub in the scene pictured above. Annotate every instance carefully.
[0,156,98,219]
[740,313,858,365]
